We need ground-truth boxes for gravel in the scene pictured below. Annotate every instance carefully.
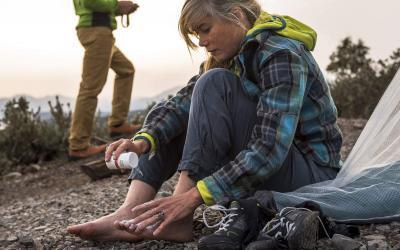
[1,118,399,249]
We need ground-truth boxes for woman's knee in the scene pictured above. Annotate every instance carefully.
[193,68,239,97]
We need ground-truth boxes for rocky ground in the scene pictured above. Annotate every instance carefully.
[1,118,399,249]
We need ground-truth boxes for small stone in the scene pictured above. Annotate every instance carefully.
[390,221,400,227]
[359,245,367,250]
[393,234,400,242]
[364,234,386,241]
[135,242,149,249]
[33,226,47,231]
[64,240,72,246]
[0,234,6,241]
[184,242,198,250]
[34,239,44,250]
[157,191,171,197]
[392,243,400,250]
[13,207,23,214]
[376,224,391,231]
[5,172,22,178]
[332,234,362,250]
[7,235,18,242]
[367,239,388,249]
[44,227,54,233]
[352,120,365,129]
[3,215,13,220]
[18,235,34,247]
[30,164,41,171]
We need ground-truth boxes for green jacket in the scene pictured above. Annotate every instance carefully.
[73,0,119,30]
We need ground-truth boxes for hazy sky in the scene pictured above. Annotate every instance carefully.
[1,0,399,100]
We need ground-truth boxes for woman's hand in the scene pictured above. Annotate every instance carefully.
[118,188,203,236]
[105,138,149,162]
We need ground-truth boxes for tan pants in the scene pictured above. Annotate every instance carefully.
[69,27,135,151]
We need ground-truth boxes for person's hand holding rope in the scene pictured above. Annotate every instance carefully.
[117,1,139,27]
[117,1,139,15]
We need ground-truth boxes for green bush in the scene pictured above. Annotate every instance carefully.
[328,37,400,118]
[48,96,72,147]
[0,151,12,176]
[0,96,71,165]
[0,89,181,172]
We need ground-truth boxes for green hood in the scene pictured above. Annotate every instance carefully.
[246,11,317,51]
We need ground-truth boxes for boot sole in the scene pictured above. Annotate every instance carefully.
[198,241,242,250]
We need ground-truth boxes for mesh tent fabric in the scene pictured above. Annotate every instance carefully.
[335,69,400,185]
[272,70,400,223]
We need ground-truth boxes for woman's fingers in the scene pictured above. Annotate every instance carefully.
[131,200,158,215]
[104,140,122,161]
[105,139,134,162]
[123,192,199,237]
[131,201,160,222]
[153,213,174,236]
[133,211,165,234]
[113,139,131,160]
[116,219,138,233]
[128,200,171,234]
[116,208,165,235]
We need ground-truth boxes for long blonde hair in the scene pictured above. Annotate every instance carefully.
[178,0,261,71]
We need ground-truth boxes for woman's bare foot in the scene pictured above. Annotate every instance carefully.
[67,180,158,242]
[67,206,145,242]
[116,215,194,242]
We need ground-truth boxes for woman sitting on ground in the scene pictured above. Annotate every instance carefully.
[67,0,342,242]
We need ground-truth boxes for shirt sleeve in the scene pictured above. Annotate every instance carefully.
[199,50,309,204]
[82,0,118,13]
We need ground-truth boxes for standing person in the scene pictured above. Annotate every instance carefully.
[69,0,141,159]
[67,0,342,242]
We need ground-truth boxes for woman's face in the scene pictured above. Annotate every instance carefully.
[194,15,248,62]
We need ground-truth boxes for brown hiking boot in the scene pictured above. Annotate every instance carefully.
[69,144,107,161]
[108,123,141,138]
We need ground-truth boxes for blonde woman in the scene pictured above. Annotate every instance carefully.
[67,0,342,244]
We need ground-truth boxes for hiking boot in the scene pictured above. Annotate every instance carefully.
[108,123,141,138]
[252,207,320,250]
[245,235,282,250]
[245,225,285,250]
[69,144,107,160]
[198,201,249,250]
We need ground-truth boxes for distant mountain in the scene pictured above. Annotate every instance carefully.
[129,86,182,111]
[0,86,183,119]
[0,95,74,114]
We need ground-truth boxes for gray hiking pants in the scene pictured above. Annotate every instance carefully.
[129,69,338,194]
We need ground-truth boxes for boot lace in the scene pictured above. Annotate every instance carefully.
[262,207,331,240]
[202,204,240,232]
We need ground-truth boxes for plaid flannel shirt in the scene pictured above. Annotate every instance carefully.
[136,31,342,205]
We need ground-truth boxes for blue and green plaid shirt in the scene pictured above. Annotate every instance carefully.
[136,30,342,205]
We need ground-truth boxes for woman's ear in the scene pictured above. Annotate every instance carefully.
[232,6,250,28]
[232,6,244,19]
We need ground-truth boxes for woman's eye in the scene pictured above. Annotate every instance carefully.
[201,27,210,33]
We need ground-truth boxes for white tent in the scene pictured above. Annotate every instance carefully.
[336,69,400,186]
[272,69,400,223]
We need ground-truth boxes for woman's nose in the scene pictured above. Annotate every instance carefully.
[198,36,208,47]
